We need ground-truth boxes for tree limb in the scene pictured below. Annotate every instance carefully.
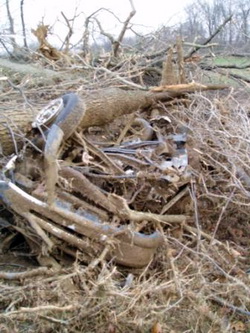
[185,15,233,59]
[60,11,73,52]
[113,0,136,57]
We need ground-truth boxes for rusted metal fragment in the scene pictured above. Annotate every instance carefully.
[0,180,163,267]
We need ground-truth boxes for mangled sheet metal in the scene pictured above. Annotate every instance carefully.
[0,94,191,268]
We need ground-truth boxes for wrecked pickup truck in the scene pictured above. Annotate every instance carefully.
[0,87,192,268]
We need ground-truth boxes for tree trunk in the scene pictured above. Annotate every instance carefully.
[0,84,227,155]
[0,88,161,155]
[20,0,28,48]
[5,0,18,52]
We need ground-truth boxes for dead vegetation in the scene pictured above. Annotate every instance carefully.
[0,26,250,333]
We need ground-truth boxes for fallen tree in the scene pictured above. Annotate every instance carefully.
[0,82,227,155]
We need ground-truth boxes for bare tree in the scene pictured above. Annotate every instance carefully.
[236,0,250,44]
[60,12,74,52]
[20,0,28,48]
[182,3,206,41]
[5,0,18,51]
[182,0,249,49]
[93,0,136,58]
[112,0,136,57]
[81,8,103,57]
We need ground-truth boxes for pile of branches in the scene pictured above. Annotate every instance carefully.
[176,89,250,243]
[0,43,250,332]
[1,81,206,266]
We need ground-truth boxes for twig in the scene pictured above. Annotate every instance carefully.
[115,113,136,145]
[161,186,189,214]
[183,42,218,48]
[0,267,60,280]
[167,245,183,297]
[38,315,69,325]
[189,181,201,252]
[94,18,115,45]
[60,11,73,52]
[109,193,187,224]
[24,212,54,251]
[209,189,235,245]
[97,66,146,90]
[151,81,228,92]
[7,79,33,109]
[94,1,136,58]
[88,244,112,270]
[0,39,16,58]
[145,46,171,60]
[113,0,136,57]
[1,305,76,317]
[81,8,104,56]
[210,296,250,316]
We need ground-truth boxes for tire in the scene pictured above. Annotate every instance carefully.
[54,93,85,140]
[33,93,85,149]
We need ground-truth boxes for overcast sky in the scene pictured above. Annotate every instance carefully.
[1,0,192,46]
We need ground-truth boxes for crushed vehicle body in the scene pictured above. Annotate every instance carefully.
[0,91,192,268]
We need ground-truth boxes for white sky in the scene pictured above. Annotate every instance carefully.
[25,0,189,27]
[1,0,192,46]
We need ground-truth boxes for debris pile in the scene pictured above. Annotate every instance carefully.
[0,91,192,268]
[1,48,250,331]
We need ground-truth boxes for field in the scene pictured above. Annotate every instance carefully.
[200,55,250,87]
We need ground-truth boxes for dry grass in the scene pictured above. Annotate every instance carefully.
[0,231,249,332]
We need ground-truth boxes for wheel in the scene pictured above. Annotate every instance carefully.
[33,93,85,148]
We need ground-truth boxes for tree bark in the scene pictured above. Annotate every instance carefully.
[0,84,228,155]
[20,0,28,48]
[5,0,18,52]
